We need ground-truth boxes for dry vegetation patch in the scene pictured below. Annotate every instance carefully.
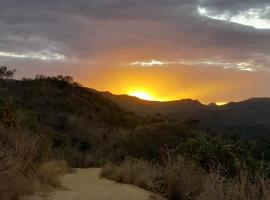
[101,158,270,200]
[100,158,164,193]
[38,160,71,188]
[0,128,69,200]
[0,129,39,200]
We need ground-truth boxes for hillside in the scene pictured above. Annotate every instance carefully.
[2,76,270,200]
[0,76,141,166]
[3,78,140,129]
[101,92,206,116]
[102,92,270,136]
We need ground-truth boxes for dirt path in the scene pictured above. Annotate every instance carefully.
[27,168,163,200]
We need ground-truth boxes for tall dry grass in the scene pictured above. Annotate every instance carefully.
[164,157,203,200]
[38,160,71,189]
[198,166,270,200]
[100,158,164,192]
[0,128,70,200]
[0,128,39,200]
[101,157,270,200]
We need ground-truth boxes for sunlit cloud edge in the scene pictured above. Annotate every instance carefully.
[130,59,259,72]
[0,50,66,62]
[197,6,270,29]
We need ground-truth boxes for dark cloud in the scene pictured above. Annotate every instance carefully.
[0,0,270,74]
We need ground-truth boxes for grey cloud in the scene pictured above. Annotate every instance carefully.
[0,0,270,75]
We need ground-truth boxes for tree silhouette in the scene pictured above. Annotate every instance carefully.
[0,66,16,79]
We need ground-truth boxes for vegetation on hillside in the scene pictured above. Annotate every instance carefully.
[1,72,140,167]
[1,66,270,199]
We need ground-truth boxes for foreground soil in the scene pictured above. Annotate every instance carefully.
[26,168,164,200]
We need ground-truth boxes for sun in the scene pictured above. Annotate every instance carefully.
[216,102,228,106]
[128,91,154,101]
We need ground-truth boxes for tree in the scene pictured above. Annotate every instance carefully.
[0,66,16,79]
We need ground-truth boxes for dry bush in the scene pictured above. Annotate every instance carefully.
[0,128,40,200]
[101,158,164,192]
[164,162,270,200]
[37,160,70,188]
[0,128,69,200]
[164,157,204,200]
[101,157,270,200]
[101,157,204,199]
[101,158,204,200]
[196,168,226,200]
[100,162,114,179]
[197,166,270,200]
[224,170,270,200]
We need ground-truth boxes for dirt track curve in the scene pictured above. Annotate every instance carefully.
[26,168,164,200]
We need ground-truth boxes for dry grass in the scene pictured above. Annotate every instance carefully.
[100,158,164,192]
[38,160,71,188]
[101,157,204,199]
[0,128,39,200]
[0,128,70,200]
[165,157,203,200]
[196,168,226,200]
[101,158,270,200]
[198,167,270,200]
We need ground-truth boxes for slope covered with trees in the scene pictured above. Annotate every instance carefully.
[1,67,270,200]
[0,73,141,167]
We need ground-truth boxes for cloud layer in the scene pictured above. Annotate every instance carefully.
[0,0,270,102]
[1,1,269,62]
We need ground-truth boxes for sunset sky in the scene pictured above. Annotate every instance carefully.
[1,0,270,103]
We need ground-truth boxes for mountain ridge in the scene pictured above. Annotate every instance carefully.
[101,91,270,136]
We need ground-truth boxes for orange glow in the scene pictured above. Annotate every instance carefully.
[128,90,154,101]
[81,65,234,103]
[79,47,268,104]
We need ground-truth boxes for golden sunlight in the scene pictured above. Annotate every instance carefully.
[216,102,228,106]
[128,90,154,101]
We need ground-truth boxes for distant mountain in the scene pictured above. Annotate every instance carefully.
[205,98,270,136]
[101,92,207,116]
[102,92,270,137]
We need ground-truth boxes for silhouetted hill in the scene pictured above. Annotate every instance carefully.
[101,91,206,116]
[102,92,270,136]
[11,78,270,138]
[0,77,141,166]
[205,98,270,136]
[3,78,140,130]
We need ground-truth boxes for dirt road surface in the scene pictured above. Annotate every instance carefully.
[26,168,164,200]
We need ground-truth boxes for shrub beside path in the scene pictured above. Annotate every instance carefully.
[26,168,164,200]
